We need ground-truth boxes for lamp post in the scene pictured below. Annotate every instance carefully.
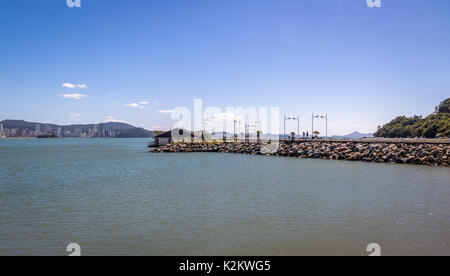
[223,120,226,142]
[245,124,256,142]
[284,115,300,140]
[233,120,238,141]
[238,121,241,138]
[320,114,328,138]
[255,121,262,142]
[255,121,261,132]
[312,113,328,139]
[245,124,249,142]
[312,113,319,139]
[292,116,300,139]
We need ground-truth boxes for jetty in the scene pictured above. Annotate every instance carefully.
[151,139,450,167]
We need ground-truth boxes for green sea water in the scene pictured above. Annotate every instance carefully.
[0,138,449,255]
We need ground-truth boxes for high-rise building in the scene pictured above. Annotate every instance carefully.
[36,124,41,136]
[0,123,5,138]
[74,128,82,137]
[57,128,63,137]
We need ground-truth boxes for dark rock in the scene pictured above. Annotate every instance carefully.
[149,141,449,167]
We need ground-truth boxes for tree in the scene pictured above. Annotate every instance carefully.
[257,130,262,141]
[374,98,450,138]
[436,98,450,114]
[290,132,296,141]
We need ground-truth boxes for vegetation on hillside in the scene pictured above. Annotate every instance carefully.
[115,128,154,138]
[374,98,450,138]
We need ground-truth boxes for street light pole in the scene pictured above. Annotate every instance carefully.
[255,121,261,132]
[234,120,237,141]
[312,113,319,139]
[319,114,328,138]
[223,120,226,142]
[238,121,241,138]
[255,121,261,141]
[245,124,253,142]
[284,115,300,140]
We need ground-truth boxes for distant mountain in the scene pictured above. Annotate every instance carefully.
[115,127,155,138]
[211,132,235,137]
[1,120,59,130]
[0,119,155,138]
[332,132,374,139]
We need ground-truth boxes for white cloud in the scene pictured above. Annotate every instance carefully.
[124,101,149,109]
[105,116,128,124]
[62,83,76,89]
[62,83,87,89]
[158,109,174,114]
[70,113,82,121]
[205,112,242,122]
[124,103,146,109]
[61,93,88,100]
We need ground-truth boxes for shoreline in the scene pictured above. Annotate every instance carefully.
[151,141,450,167]
[0,137,153,140]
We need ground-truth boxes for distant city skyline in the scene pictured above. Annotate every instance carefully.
[1,0,450,135]
[0,121,121,138]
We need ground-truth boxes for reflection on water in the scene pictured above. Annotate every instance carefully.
[0,138,449,255]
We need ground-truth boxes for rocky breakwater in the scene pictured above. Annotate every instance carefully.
[151,141,450,167]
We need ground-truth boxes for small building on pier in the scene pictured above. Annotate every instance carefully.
[153,131,173,147]
[151,129,213,147]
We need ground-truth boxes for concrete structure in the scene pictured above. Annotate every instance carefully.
[151,129,197,147]
[153,131,173,147]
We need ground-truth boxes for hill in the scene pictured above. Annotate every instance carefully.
[331,132,374,139]
[0,119,155,138]
[374,98,450,138]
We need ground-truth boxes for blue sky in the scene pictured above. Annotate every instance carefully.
[0,0,449,135]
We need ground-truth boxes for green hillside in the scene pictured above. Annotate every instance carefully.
[374,98,450,138]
